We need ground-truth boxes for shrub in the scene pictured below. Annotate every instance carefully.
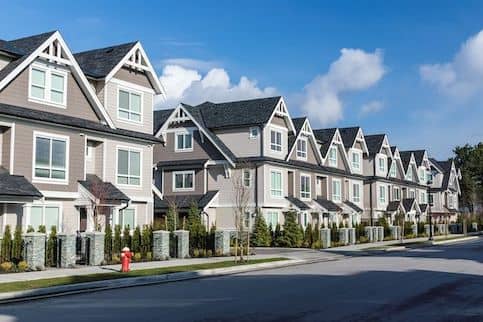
[193,249,200,258]
[141,225,152,258]
[207,249,213,257]
[132,226,141,253]
[45,226,57,267]
[312,223,320,244]
[112,255,121,264]
[11,226,23,263]
[104,224,113,262]
[145,251,152,261]
[303,223,313,248]
[166,205,177,232]
[122,226,131,249]
[17,261,28,272]
[251,211,271,247]
[312,240,321,249]
[37,225,46,233]
[113,225,122,255]
[26,226,34,233]
[272,223,282,246]
[0,262,13,272]
[1,225,12,262]
[277,211,303,247]
[133,252,142,262]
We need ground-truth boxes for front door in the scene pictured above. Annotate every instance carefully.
[79,208,87,232]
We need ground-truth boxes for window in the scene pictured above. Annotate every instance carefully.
[332,179,341,202]
[29,65,67,106]
[352,183,361,203]
[243,169,251,187]
[175,131,193,152]
[117,148,141,186]
[30,205,60,232]
[119,208,135,229]
[420,191,427,204]
[300,174,311,199]
[270,130,282,152]
[301,212,308,227]
[407,170,413,181]
[427,171,433,184]
[393,187,400,201]
[409,190,416,199]
[118,89,142,122]
[351,151,361,171]
[296,138,307,159]
[448,194,454,208]
[270,170,283,197]
[389,163,397,177]
[328,146,337,166]
[265,211,279,229]
[249,127,259,139]
[34,134,68,182]
[244,211,251,228]
[379,185,386,203]
[419,168,425,183]
[378,156,386,173]
[173,171,194,191]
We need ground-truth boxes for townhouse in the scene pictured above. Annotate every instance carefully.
[0,31,163,234]
[428,158,461,223]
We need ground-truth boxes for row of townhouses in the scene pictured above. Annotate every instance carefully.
[0,31,461,234]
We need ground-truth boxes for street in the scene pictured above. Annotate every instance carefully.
[0,238,482,322]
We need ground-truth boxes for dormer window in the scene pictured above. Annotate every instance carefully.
[270,130,282,152]
[328,146,337,167]
[296,138,307,160]
[418,168,425,183]
[406,170,413,181]
[118,88,142,123]
[378,156,386,173]
[351,151,361,171]
[29,65,67,107]
[175,131,193,152]
[389,163,397,177]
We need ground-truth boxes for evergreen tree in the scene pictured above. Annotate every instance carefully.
[122,226,131,248]
[312,223,320,243]
[132,226,141,253]
[113,225,122,255]
[11,226,23,262]
[251,213,271,246]
[104,224,113,262]
[186,201,203,251]
[278,211,304,247]
[37,225,46,233]
[273,223,282,247]
[141,225,152,258]
[1,225,12,262]
[331,222,338,243]
[303,223,313,248]
[45,226,57,267]
[166,205,177,232]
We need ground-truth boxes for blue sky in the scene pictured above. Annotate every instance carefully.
[1,1,482,158]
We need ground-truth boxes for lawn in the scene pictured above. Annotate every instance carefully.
[0,257,288,294]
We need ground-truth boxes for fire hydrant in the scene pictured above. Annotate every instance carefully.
[121,247,133,272]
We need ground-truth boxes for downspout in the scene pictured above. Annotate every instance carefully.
[369,182,373,226]
[255,165,259,209]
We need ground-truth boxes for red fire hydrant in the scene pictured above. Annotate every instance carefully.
[121,247,133,272]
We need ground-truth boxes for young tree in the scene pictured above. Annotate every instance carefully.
[113,224,122,255]
[122,226,131,248]
[278,211,304,247]
[187,200,203,252]
[252,211,271,247]
[141,225,152,258]
[11,226,23,262]
[46,226,57,267]
[104,224,113,262]
[132,226,142,253]
[1,225,12,262]
[165,197,179,232]
[303,223,313,248]
[231,166,253,262]
[395,210,405,243]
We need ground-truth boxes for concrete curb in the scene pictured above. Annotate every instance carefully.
[431,236,478,245]
[0,258,312,304]
[385,246,406,252]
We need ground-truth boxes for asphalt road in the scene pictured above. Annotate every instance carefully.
[1,238,482,322]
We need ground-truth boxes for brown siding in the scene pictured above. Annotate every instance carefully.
[0,64,100,122]
[163,168,204,196]
[12,121,85,192]
[114,67,153,89]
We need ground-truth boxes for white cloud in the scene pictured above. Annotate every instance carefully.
[160,58,220,72]
[301,48,386,126]
[157,65,277,108]
[360,100,384,116]
[420,30,483,99]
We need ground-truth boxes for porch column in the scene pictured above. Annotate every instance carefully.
[86,207,95,232]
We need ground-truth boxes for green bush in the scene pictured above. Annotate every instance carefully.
[113,225,122,255]
[45,226,57,267]
[303,223,313,248]
[141,225,152,258]
[1,225,12,262]
[133,252,142,262]
[17,260,28,272]
[272,223,282,246]
[37,225,46,233]
[312,223,320,244]
[122,226,131,249]
[104,224,113,262]
[166,205,177,232]
[26,226,34,233]
[11,226,23,263]
[132,226,141,253]
[251,211,271,247]
[276,211,303,247]
[145,251,152,261]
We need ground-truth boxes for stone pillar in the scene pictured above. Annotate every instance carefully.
[152,230,170,260]
[390,226,400,240]
[23,232,46,270]
[57,233,76,268]
[424,224,434,237]
[471,222,478,231]
[339,228,349,245]
[174,230,189,258]
[364,226,374,242]
[412,224,418,237]
[372,227,379,242]
[215,230,230,256]
[86,231,105,266]
[320,228,331,249]
[348,228,356,245]
[377,226,384,241]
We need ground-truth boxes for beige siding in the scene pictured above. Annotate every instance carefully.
[1,127,11,170]
[289,135,319,165]
[207,167,256,207]
[263,118,289,160]
[0,63,100,122]
[114,67,153,89]
[215,127,260,158]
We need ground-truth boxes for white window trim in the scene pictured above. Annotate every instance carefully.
[393,187,400,201]
[174,129,194,152]
[172,170,195,192]
[26,202,63,233]
[249,127,259,139]
[116,145,143,188]
[270,129,283,153]
[296,137,308,160]
[389,162,397,177]
[243,169,252,188]
[32,131,69,185]
[117,85,143,124]
[379,185,386,204]
[270,169,283,198]
[28,63,68,108]
[328,146,338,167]
[332,178,341,202]
[377,154,387,175]
[300,173,311,200]
[409,189,416,199]
[352,182,361,203]
[115,205,137,231]
[351,149,362,172]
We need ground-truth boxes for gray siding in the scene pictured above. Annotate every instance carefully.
[114,67,153,89]
[163,168,205,196]
[215,127,260,158]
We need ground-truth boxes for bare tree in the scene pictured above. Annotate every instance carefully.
[231,165,253,263]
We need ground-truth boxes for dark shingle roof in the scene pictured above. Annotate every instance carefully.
[419,204,428,212]
[78,174,129,202]
[153,108,174,134]
[429,158,445,173]
[74,42,137,78]
[391,146,398,154]
[314,198,342,212]
[156,159,208,169]
[0,167,42,198]
[154,191,219,210]
[407,150,426,166]
[344,200,363,213]
[313,128,337,158]
[364,134,386,155]
[402,198,416,213]
[339,127,360,149]
[386,200,401,212]
[285,196,311,210]
[291,117,306,133]
[435,160,454,190]
[399,151,413,172]
[0,103,161,143]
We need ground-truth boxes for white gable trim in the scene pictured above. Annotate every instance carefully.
[0,31,115,129]
[285,119,323,163]
[354,128,369,155]
[105,42,165,97]
[265,97,296,133]
[322,129,351,171]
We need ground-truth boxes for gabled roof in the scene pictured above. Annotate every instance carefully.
[286,117,323,163]
[313,128,337,158]
[399,151,413,172]
[74,42,137,78]
[429,158,444,173]
[364,134,386,155]
[402,198,420,213]
[287,117,306,156]
[339,127,360,149]
[386,200,402,212]
[406,150,426,166]
[153,108,175,134]
[78,174,129,203]
[0,167,43,198]
[194,96,282,129]
[434,160,455,190]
